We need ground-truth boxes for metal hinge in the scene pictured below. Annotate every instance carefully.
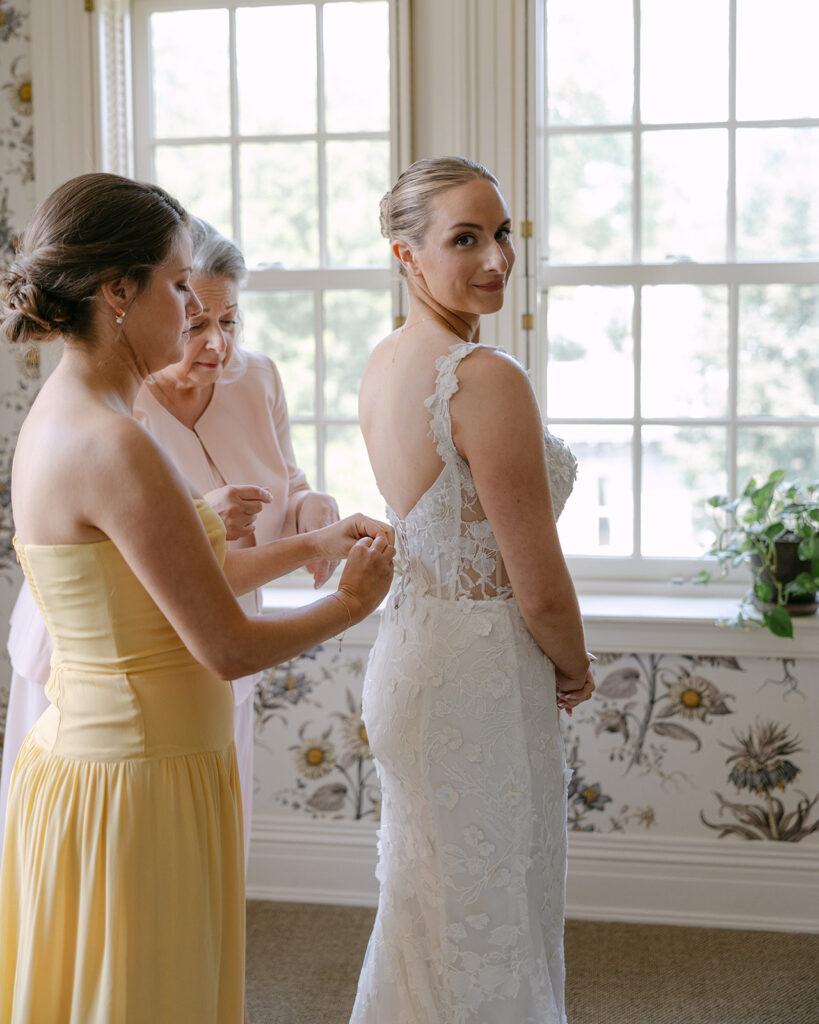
[394,315,406,329]
[85,0,95,11]
[520,220,533,238]
[521,313,534,331]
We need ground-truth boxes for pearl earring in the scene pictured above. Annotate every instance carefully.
[115,309,125,325]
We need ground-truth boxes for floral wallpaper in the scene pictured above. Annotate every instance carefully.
[0,0,35,745]
[0,3,816,862]
[252,643,819,845]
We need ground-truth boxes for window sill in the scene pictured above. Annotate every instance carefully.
[262,584,819,659]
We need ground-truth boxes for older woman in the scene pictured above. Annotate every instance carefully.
[0,218,340,868]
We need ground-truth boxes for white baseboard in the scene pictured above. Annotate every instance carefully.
[247,815,819,933]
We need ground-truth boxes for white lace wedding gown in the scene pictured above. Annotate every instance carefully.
[351,342,578,1024]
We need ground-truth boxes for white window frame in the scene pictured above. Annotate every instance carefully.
[130,0,410,496]
[534,0,819,588]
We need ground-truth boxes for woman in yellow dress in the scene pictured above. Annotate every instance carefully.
[0,173,394,1024]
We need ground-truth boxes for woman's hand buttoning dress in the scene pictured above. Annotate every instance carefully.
[351,157,596,1024]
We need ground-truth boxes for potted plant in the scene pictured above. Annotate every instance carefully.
[698,470,819,638]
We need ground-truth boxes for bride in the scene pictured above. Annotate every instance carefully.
[351,157,595,1023]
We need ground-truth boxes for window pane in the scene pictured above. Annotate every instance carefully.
[548,133,631,263]
[324,289,391,418]
[641,285,728,418]
[544,286,633,418]
[240,291,316,416]
[325,425,384,519]
[739,286,819,419]
[150,10,230,138]
[737,427,819,491]
[154,144,232,238]
[736,128,819,261]
[642,427,727,557]
[552,425,633,556]
[289,423,317,491]
[326,141,391,267]
[240,142,318,268]
[640,0,727,124]
[737,0,819,120]
[642,129,727,262]
[236,5,317,135]
[546,0,633,126]
[324,1,389,132]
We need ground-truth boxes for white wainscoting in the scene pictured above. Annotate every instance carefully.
[247,814,819,934]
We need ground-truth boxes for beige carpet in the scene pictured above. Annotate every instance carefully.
[245,900,818,1024]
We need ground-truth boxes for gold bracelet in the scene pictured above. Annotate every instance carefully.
[329,592,353,650]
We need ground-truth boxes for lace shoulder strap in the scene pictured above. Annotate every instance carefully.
[423,340,479,461]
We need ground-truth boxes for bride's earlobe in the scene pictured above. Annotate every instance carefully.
[393,240,418,277]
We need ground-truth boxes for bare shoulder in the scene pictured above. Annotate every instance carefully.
[454,345,537,409]
[359,330,401,413]
[450,346,542,459]
[460,344,528,381]
[13,395,187,543]
[362,330,402,379]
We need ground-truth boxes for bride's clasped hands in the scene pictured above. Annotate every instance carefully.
[556,662,596,714]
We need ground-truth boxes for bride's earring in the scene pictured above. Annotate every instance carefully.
[115,308,126,325]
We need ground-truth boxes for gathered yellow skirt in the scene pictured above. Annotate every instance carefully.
[0,669,245,1024]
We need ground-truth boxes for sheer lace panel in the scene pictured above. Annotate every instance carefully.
[386,342,577,605]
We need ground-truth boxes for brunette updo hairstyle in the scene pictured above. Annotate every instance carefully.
[379,157,499,276]
[0,173,189,345]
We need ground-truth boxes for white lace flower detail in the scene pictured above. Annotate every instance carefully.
[435,784,460,809]
[488,671,512,698]
[438,726,463,750]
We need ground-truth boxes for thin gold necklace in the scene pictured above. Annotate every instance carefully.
[391,316,464,363]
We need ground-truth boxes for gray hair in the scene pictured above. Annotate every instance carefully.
[189,217,247,286]
[379,157,499,275]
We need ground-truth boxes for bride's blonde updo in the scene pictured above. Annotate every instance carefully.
[0,173,188,345]
[379,156,499,275]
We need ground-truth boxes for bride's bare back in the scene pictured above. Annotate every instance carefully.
[359,324,464,520]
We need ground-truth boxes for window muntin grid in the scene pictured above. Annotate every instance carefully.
[539,0,819,577]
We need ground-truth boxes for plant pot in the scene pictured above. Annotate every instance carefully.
[750,540,818,617]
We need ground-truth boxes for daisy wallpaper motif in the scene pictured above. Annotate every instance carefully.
[252,644,819,844]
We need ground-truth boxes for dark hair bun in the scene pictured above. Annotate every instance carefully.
[0,262,73,344]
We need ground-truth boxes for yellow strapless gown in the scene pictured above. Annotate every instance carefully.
[0,501,244,1024]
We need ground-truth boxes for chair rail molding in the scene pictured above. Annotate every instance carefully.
[247,813,819,934]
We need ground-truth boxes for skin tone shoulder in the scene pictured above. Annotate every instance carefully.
[12,229,395,681]
[359,176,593,710]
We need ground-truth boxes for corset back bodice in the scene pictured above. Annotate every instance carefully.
[387,341,577,604]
